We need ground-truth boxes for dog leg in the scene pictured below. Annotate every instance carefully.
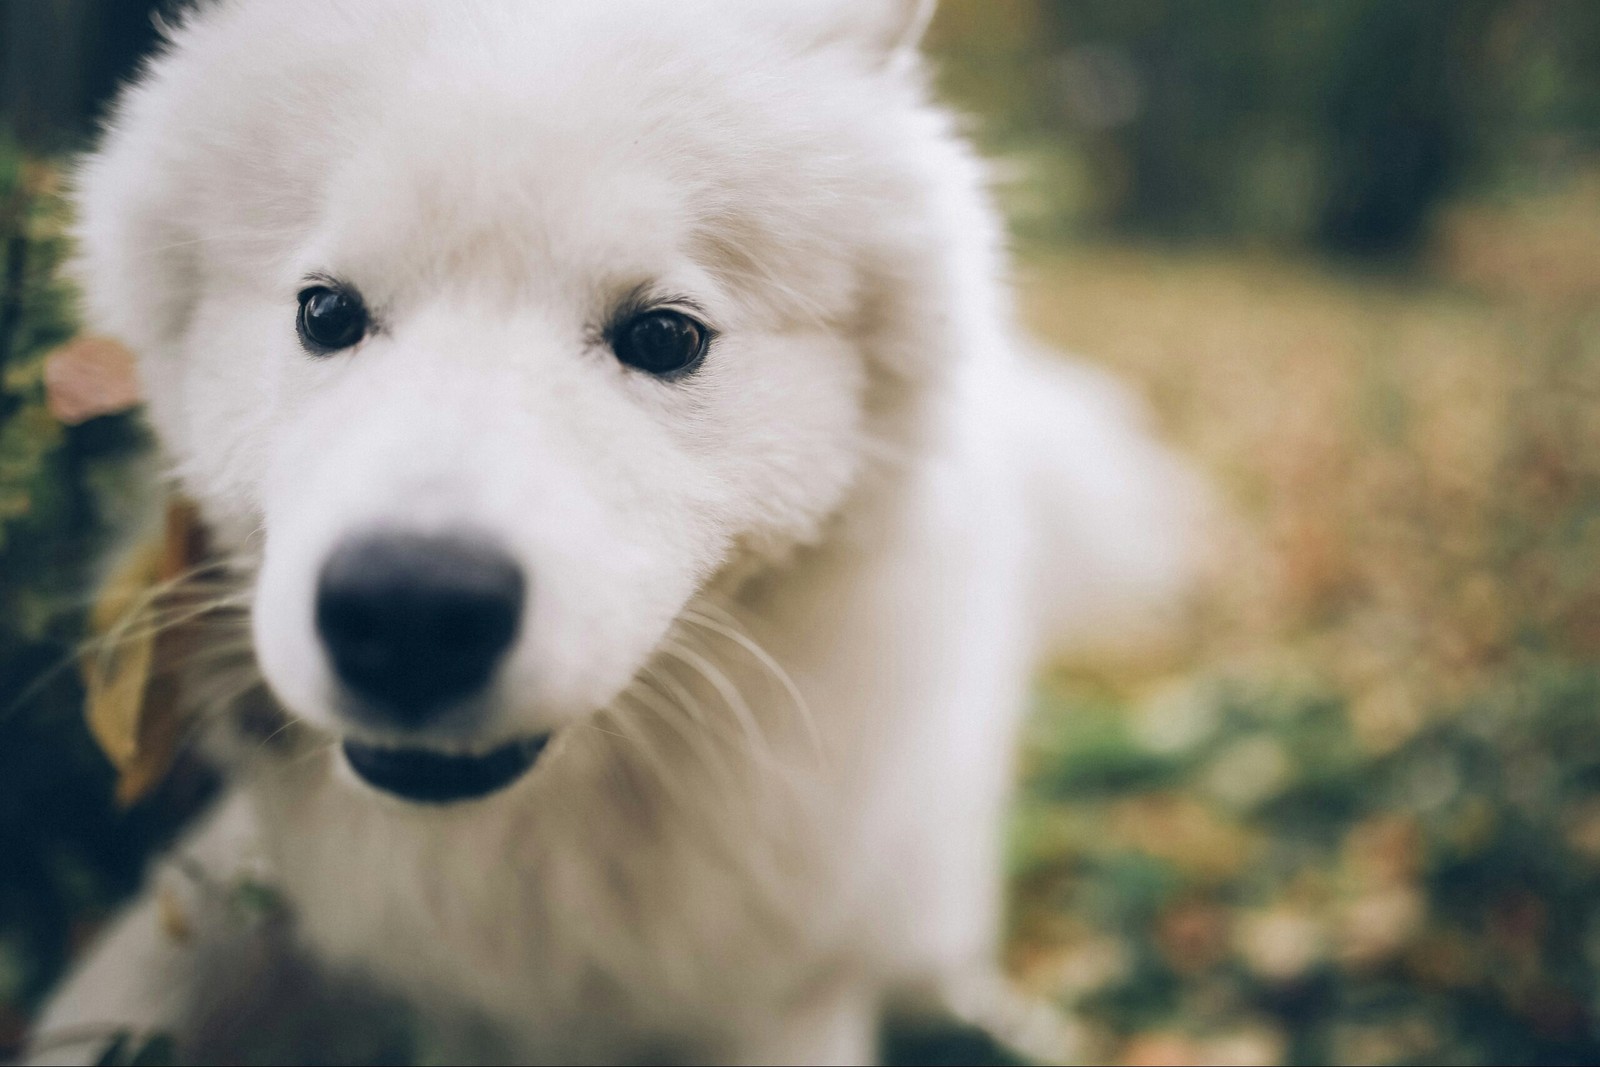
[29,793,279,1064]
[27,888,207,1065]
[709,985,877,1067]
[29,791,408,1066]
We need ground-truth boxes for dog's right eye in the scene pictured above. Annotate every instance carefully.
[297,285,369,354]
[610,309,709,379]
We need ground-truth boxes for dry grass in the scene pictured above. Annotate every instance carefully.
[1002,182,1600,1064]
[1021,187,1600,743]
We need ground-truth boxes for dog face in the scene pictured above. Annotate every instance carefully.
[78,0,970,796]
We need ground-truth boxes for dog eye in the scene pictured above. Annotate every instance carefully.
[297,285,369,354]
[611,309,708,378]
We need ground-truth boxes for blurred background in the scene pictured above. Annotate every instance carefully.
[3,1,1600,1063]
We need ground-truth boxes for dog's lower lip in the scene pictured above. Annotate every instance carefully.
[342,736,549,805]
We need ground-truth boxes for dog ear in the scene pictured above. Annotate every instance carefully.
[850,0,938,62]
[767,0,937,69]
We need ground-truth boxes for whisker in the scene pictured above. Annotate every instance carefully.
[84,597,251,657]
[86,563,248,653]
[587,701,707,813]
[657,638,774,767]
[679,607,827,763]
[610,681,794,897]
[252,714,306,756]
[618,675,743,793]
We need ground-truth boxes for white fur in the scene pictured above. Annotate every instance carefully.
[35,1,1199,1063]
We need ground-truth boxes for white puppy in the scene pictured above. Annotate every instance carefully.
[34,1,1199,1062]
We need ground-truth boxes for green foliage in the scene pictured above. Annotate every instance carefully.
[0,146,176,1053]
[1011,660,1600,1063]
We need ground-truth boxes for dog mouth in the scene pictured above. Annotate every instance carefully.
[342,735,550,804]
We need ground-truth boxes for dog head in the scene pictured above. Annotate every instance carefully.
[75,0,996,801]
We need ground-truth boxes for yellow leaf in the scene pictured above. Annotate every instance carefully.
[84,541,162,770]
[82,499,210,805]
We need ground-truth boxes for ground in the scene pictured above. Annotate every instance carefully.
[1005,178,1600,1064]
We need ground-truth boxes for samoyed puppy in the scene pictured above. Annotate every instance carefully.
[34,0,1200,1062]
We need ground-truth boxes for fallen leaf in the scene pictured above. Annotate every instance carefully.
[156,885,191,944]
[82,499,210,805]
[84,540,162,770]
[43,335,142,425]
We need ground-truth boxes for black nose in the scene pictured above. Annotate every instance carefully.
[315,533,524,728]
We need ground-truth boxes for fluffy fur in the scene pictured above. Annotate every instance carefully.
[33,1,1199,1062]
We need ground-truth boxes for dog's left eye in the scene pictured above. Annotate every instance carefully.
[611,309,709,378]
[297,285,369,354]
